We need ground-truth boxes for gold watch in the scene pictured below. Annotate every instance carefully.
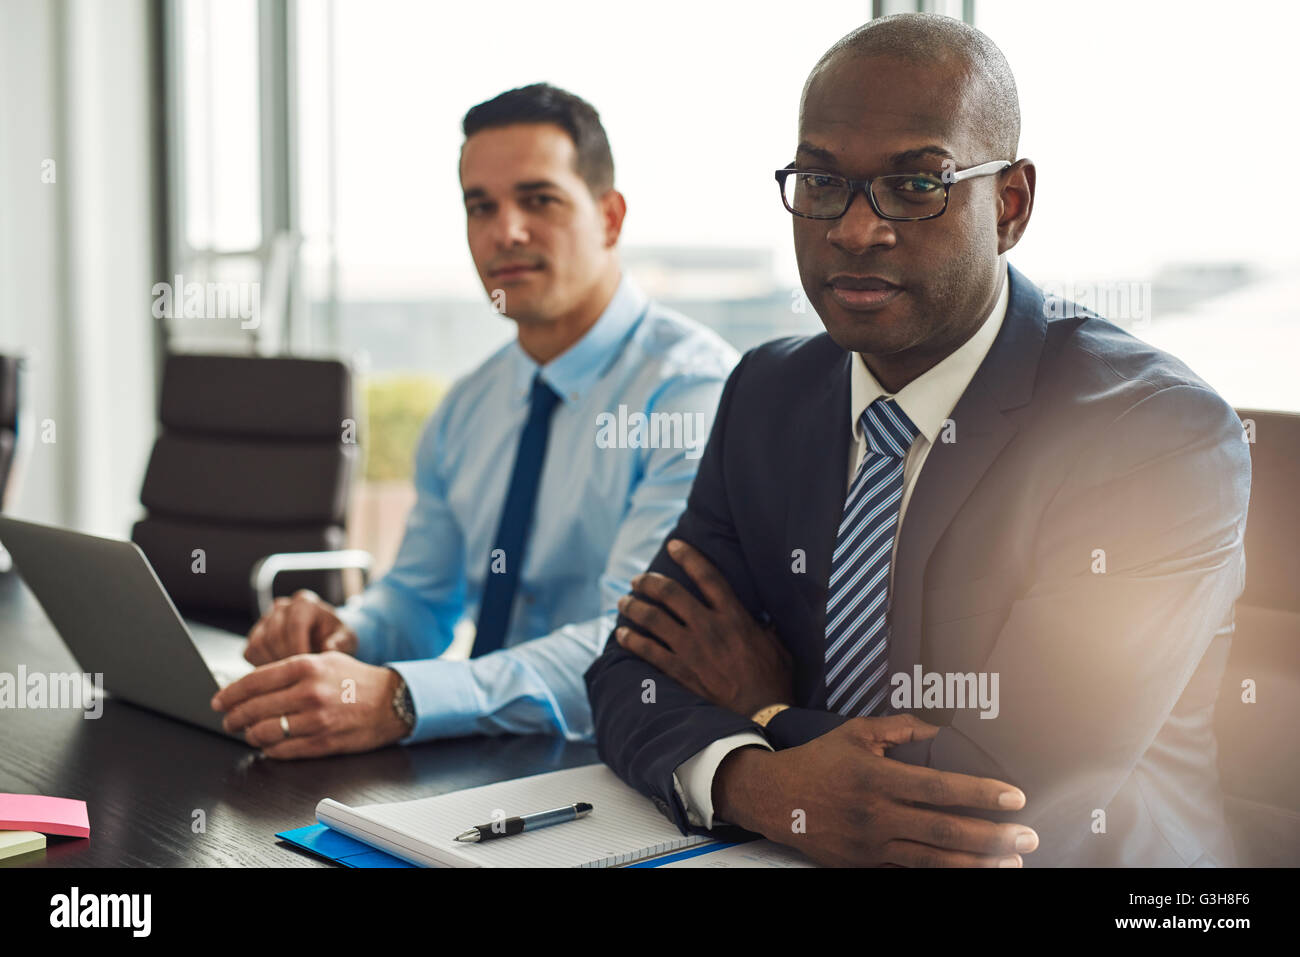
[750,703,791,728]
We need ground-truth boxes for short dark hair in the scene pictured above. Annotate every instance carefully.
[461,83,615,194]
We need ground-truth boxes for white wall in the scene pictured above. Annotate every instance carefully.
[0,0,158,537]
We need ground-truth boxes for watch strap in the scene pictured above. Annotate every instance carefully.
[390,671,416,734]
[750,703,791,728]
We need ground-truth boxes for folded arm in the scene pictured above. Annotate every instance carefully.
[586,353,773,829]
[867,384,1250,862]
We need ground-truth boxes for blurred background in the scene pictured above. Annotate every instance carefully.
[2,0,1297,576]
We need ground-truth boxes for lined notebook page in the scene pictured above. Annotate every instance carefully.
[315,763,711,868]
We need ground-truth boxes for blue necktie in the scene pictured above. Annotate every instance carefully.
[823,396,919,717]
[473,373,561,657]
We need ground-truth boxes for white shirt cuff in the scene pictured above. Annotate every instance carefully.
[671,732,772,829]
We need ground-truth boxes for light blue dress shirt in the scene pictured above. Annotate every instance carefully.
[337,276,738,743]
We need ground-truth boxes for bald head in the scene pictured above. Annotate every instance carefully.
[802,13,1020,160]
[787,13,1036,391]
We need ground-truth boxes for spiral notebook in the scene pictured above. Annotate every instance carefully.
[315,763,711,868]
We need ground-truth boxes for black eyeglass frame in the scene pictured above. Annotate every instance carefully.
[774,160,1013,221]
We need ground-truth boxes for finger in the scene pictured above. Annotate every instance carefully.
[245,600,289,665]
[762,624,794,665]
[259,602,293,662]
[894,806,1039,857]
[279,599,319,660]
[630,572,707,630]
[881,839,1023,868]
[244,709,329,749]
[888,761,1028,814]
[852,713,942,749]
[222,681,319,734]
[244,635,269,666]
[320,628,354,653]
[244,616,268,664]
[617,594,690,651]
[664,539,737,611]
[615,627,703,695]
[211,657,313,712]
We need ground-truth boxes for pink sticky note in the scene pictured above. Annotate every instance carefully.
[0,793,90,838]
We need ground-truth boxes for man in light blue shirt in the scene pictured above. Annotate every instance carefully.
[210,83,736,757]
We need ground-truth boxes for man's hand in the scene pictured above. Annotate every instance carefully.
[713,714,1039,867]
[244,589,358,665]
[615,538,793,717]
[210,652,409,758]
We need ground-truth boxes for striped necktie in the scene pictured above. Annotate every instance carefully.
[473,372,561,657]
[823,396,919,717]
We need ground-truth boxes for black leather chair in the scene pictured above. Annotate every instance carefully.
[0,356,18,505]
[1216,409,1300,865]
[131,354,370,634]
[0,355,24,573]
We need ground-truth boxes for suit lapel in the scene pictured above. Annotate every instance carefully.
[783,346,851,707]
[888,265,1048,676]
[779,265,1048,709]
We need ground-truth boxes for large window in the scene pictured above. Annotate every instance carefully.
[293,0,879,370]
[166,0,1299,570]
[976,0,1300,412]
[169,0,873,570]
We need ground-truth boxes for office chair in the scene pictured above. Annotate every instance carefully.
[0,355,29,573]
[131,354,371,634]
[1215,408,1300,865]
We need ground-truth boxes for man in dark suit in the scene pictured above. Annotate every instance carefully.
[585,13,1251,867]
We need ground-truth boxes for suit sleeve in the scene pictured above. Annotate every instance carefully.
[764,706,850,749]
[883,384,1251,864]
[584,350,769,834]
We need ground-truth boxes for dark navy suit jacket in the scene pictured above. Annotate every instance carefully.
[584,264,1251,866]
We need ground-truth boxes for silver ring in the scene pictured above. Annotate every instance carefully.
[280,714,292,738]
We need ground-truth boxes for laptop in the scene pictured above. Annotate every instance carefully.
[0,515,255,742]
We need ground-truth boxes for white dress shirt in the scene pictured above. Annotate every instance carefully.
[672,260,1012,828]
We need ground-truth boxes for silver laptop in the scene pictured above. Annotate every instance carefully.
[0,515,255,741]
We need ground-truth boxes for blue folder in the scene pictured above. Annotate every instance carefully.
[276,824,415,868]
[278,824,738,868]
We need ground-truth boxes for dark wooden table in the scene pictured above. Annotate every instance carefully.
[0,569,599,867]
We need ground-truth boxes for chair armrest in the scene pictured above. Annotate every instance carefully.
[249,549,374,618]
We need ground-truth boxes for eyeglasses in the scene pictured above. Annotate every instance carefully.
[775,160,1012,221]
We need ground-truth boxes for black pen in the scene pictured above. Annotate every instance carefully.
[454,802,593,843]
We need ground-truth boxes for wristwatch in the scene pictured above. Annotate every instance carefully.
[750,703,791,728]
[389,671,416,735]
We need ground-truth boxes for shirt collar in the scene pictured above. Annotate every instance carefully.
[850,260,1011,447]
[509,274,648,406]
